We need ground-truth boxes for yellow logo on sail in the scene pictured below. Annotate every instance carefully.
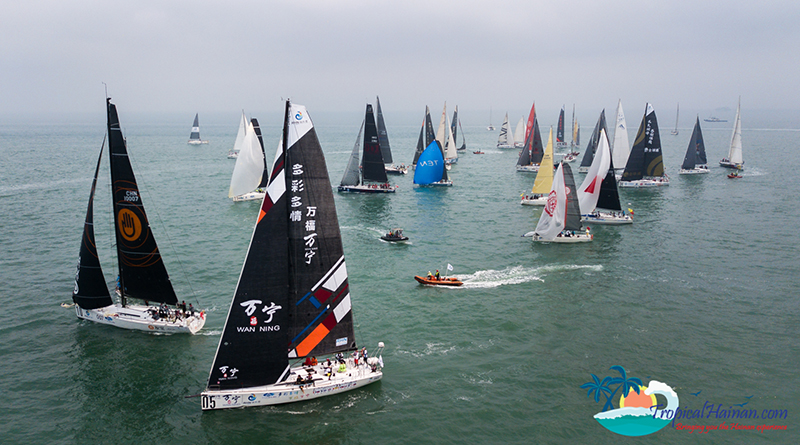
[118,209,141,241]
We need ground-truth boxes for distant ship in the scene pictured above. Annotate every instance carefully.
[703,116,727,123]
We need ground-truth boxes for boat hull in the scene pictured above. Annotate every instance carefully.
[581,213,633,225]
[520,195,547,206]
[381,235,409,242]
[232,190,266,201]
[516,164,540,173]
[532,233,593,243]
[679,167,709,175]
[338,184,396,193]
[497,144,514,149]
[414,275,463,286]
[187,140,209,145]
[201,363,383,410]
[719,159,743,169]
[416,181,453,187]
[385,165,408,175]
[75,304,205,334]
[618,177,670,188]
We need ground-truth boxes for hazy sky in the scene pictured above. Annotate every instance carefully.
[2,0,799,118]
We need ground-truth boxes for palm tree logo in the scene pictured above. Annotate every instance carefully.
[580,365,679,437]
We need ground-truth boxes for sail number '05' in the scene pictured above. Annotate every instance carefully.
[201,395,215,409]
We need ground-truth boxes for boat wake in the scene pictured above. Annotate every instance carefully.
[456,264,602,288]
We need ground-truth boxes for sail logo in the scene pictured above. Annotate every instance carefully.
[581,366,678,437]
[294,111,303,121]
[239,300,282,331]
[544,191,558,216]
[117,209,141,241]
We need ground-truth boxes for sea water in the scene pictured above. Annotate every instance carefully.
[0,109,798,444]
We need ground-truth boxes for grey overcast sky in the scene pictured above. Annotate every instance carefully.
[2,0,799,117]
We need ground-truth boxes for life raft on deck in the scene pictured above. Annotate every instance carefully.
[414,275,463,286]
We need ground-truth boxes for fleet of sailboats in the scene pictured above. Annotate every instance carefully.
[201,100,384,410]
[72,99,206,334]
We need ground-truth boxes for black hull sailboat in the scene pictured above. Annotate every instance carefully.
[71,99,205,334]
[201,100,384,410]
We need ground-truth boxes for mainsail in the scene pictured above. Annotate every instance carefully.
[340,120,364,187]
[412,106,436,167]
[228,118,265,198]
[189,114,201,142]
[579,110,608,170]
[497,113,511,147]
[556,106,565,143]
[612,100,630,170]
[531,128,555,195]
[578,128,611,214]
[562,163,581,232]
[514,117,525,147]
[681,117,708,170]
[361,104,388,183]
[375,96,393,164]
[72,139,113,310]
[533,162,567,240]
[728,98,743,165]
[208,101,356,391]
[108,99,177,305]
[622,103,664,181]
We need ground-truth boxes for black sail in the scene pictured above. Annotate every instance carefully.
[530,116,544,164]
[682,117,707,169]
[596,157,622,211]
[207,101,357,391]
[556,107,565,143]
[72,140,113,310]
[516,136,531,166]
[361,104,388,183]
[412,106,436,167]
[189,113,201,141]
[451,106,459,145]
[562,163,581,231]
[580,110,608,168]
[642,107,664,177]
[107,99,177,305]
[252,118,270,189]
[375,96,393,164]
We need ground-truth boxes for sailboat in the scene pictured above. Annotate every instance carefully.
[434,103,458,164]
[227,111,246,159]
[411,106,437,168]
[187,113,209,145]
[200,100,384,410]
[556,106,568,149]
[513,117,525,148]
[516,103,543,172]
[619,103,669,187]
[451,106,467,151]
[578,110,608,173]
[72,98,206,334]
[678,117,710,174]
[487,107,495,131]
[578,128,633,225]
[528,162,592,243]
[570,104,581,150]
[671,103,680,135]
[719,97,744,169]
[376,96,407,175]
[611,100,630,176]
[414,141,452,186]
[229,116,269,201]
[339,104,396,193]
[521,127,555,206]
[497,113,513,149]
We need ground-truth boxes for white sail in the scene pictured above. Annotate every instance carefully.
[435,102,447,151]
[578,128,611,214]
[497,113,511,147]
[514,117,525,147]
[445,115,458,161]
[228,121,265,198]
[230,111,247,155]
[612,99,630,170]
[728,98,743,165]
[533,163,567,241]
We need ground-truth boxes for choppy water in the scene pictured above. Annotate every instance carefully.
[1,108,798,444]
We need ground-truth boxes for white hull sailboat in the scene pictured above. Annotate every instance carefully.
[521,127,555,206]
[187,113,209,145]
[229,114,269,201]
[720,97,744,169]
[577,127,633,225]
[376,96,407,175]
[619,103,670,188]
[201,100,384,410]
[679,117,710,175]
[339,104,396,193]
[71,98,206,334]
[670,103,679,136]
[497,113,513,149]
[528,162,593,243]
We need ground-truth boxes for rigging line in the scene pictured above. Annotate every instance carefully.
[124,143,199,305]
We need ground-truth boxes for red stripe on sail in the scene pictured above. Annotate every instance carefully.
[584,177,599,194]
